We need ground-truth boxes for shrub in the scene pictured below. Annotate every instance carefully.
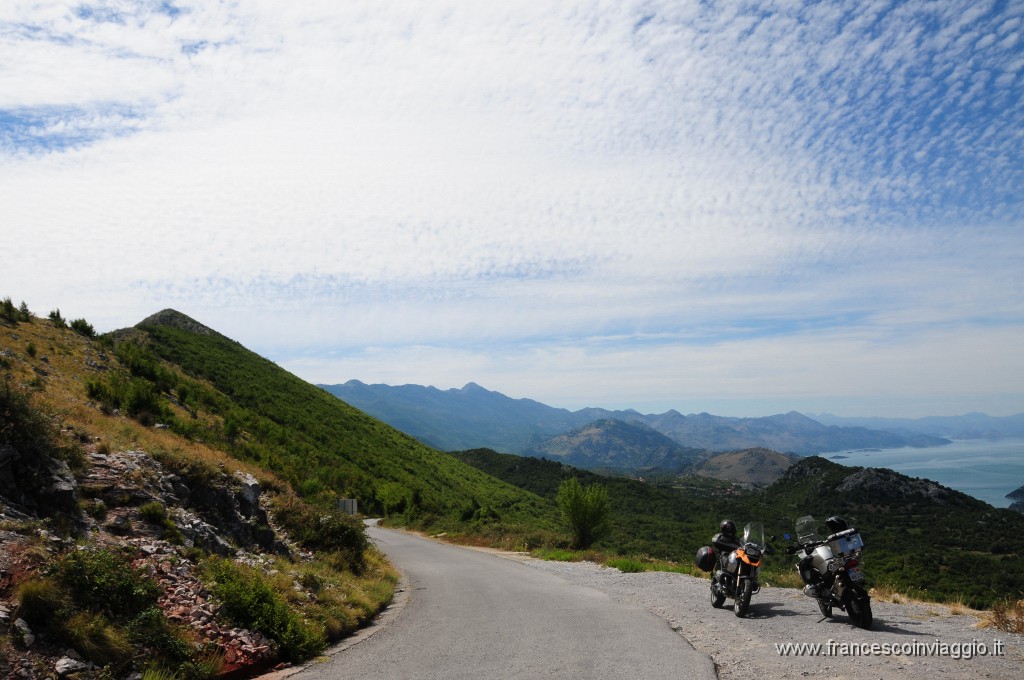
[139,501,167,524]
[25,342,36,358]
[70,318,96,338]
[138,502,184,544]
[0,297,17,323]
[1,374,84,474]
[48,308,67,328]
[50,548,160,617]
[202,556,326,662]
[272,495,368,568]
[556,477,611,549]
[128,607,194,664]
[988,597,1024,634]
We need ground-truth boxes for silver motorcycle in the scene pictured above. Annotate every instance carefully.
[785,515,873,629]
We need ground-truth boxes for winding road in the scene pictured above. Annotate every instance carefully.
[295,523,717,680]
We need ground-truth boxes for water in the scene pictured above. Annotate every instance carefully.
[826,437,1024,509]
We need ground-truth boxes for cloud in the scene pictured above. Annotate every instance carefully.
[2,1,1022,417]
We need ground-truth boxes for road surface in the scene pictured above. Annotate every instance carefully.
[296,523,717,680]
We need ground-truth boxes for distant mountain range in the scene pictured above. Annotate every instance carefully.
[810,412,1024,439]
[319,381,952,469]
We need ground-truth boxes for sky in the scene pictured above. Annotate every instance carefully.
[2,1,1023,419]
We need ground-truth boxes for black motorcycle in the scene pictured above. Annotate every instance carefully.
[700,521,768,618]
[786,515,873,629]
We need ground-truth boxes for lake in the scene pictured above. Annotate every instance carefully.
[826,437,1024,509]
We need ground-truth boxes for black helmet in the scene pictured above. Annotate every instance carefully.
[720,519,736,537]
[825,516,848,534]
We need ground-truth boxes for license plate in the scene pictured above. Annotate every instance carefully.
[848,567,864,582]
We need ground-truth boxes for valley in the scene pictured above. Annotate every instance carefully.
[2,300,1023,679]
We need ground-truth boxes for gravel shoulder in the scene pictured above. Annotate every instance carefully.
[489,550,1023,680]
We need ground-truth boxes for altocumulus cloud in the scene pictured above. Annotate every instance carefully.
[1,0,1022,417]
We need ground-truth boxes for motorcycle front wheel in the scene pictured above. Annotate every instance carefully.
[735,579,753,617]
[816,598,833,618]
[844,587,873,629]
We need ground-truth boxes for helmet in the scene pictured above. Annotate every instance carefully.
[825,516,849,534]
[720,519,736,537]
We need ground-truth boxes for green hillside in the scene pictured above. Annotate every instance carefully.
[453,448,1024,608]
[102,310,556,532]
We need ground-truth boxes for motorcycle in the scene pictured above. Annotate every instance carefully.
[706,521,768,617]
[785,515,873,629]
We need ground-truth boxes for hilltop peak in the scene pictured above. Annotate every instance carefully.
[137,309,216,336]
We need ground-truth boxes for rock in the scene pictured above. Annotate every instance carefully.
[235,472,261,518]
[14,618,35,647]
[105,515,133,535]
[55,656,92,675]
[45,457,78,512]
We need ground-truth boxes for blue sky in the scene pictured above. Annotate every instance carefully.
[2,1,1023,418]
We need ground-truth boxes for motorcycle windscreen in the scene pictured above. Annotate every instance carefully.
[742,522,765,549]
[796,515,824,542]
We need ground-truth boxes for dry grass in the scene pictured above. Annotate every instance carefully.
[870,583,915,605]
[979,597,1024,633]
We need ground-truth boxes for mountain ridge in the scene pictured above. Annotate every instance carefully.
[321,380,951,459]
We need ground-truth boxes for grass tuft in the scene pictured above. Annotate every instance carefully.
[61,610,134,666]
[984,597,1024,634]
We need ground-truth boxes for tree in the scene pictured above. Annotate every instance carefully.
[70,318,95,338]
[556,477,611,549]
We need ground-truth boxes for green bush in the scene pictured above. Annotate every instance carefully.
[128,607,194,664]
[556,477,611,549]
[139,501,167,523]
[50,548,160,617]
[202,557,326,662]
[272,495,368,569]
[70,318,96,338]
[1,374,85,476]
[48,308,67,328]
[0,297,17,323]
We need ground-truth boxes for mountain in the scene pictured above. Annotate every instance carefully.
[810,412,1024,439]
[687,448,799,486]
[0,306,409,673]
[624,409,948,454]
[128,311,551,524]
[524,418,705,470]
[321,381,950,458]
[320,379,583,453]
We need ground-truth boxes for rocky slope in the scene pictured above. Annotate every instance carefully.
[0,441,300,677]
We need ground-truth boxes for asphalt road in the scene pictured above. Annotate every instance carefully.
[296,524,717,680]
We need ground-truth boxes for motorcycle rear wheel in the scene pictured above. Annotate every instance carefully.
[817,598,833,618]
[735,579,753,618]
[845,589,873,629]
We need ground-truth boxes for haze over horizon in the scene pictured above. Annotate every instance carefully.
[3,2,1023,419]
